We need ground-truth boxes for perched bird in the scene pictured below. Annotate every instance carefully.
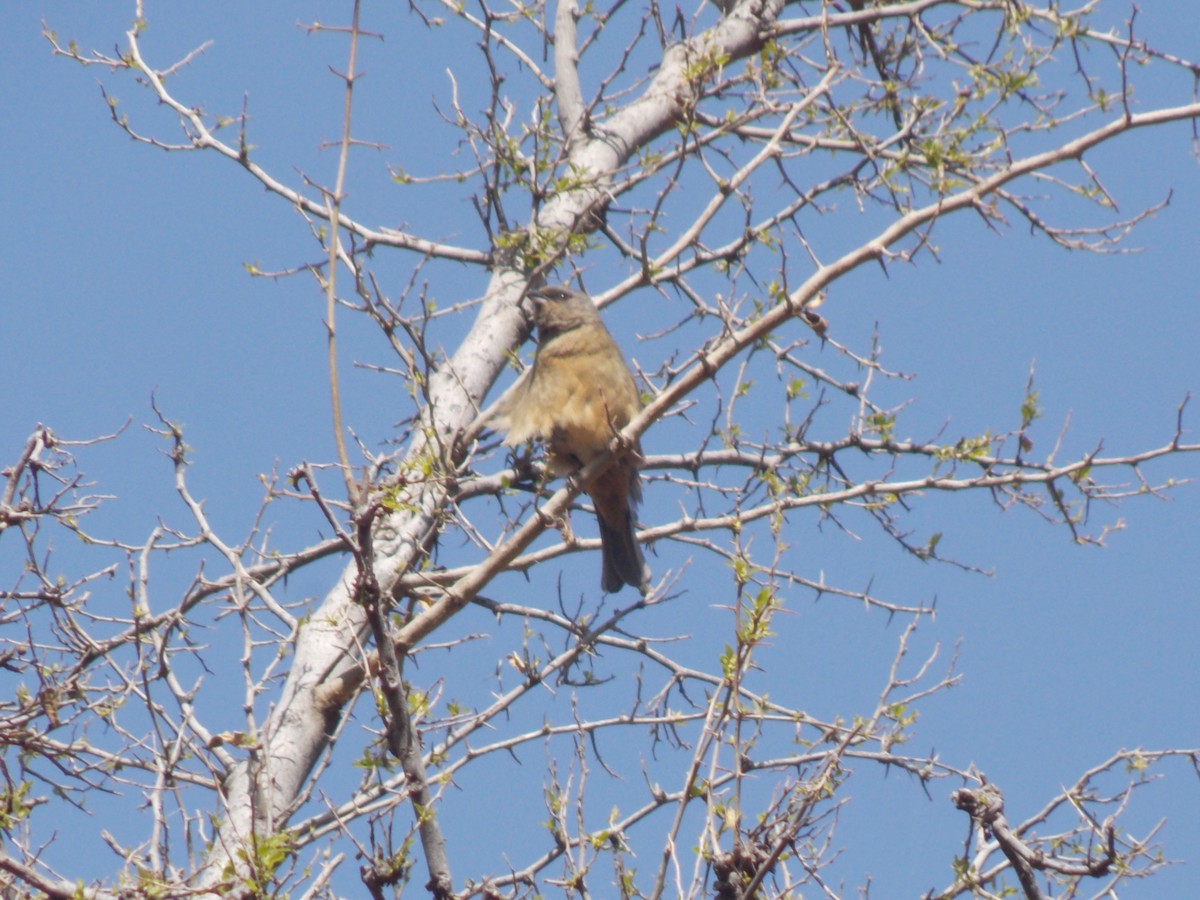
[495,285,649,593]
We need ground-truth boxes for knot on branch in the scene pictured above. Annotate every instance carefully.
[951,784,1004,829]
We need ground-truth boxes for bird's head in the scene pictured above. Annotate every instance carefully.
[526,284,601,337]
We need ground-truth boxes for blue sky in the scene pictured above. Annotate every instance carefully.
[3,2,1200,896]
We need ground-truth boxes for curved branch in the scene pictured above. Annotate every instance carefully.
[83,23,492,264]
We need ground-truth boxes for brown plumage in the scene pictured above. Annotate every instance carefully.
[495,285,649,593]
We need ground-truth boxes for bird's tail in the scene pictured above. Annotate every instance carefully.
[599,511,649,594]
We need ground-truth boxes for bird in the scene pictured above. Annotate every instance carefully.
[494,284,649,593]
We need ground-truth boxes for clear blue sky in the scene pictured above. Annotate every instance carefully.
[3,3,1199,896]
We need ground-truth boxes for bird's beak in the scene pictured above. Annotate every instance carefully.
[525,286,549,312]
